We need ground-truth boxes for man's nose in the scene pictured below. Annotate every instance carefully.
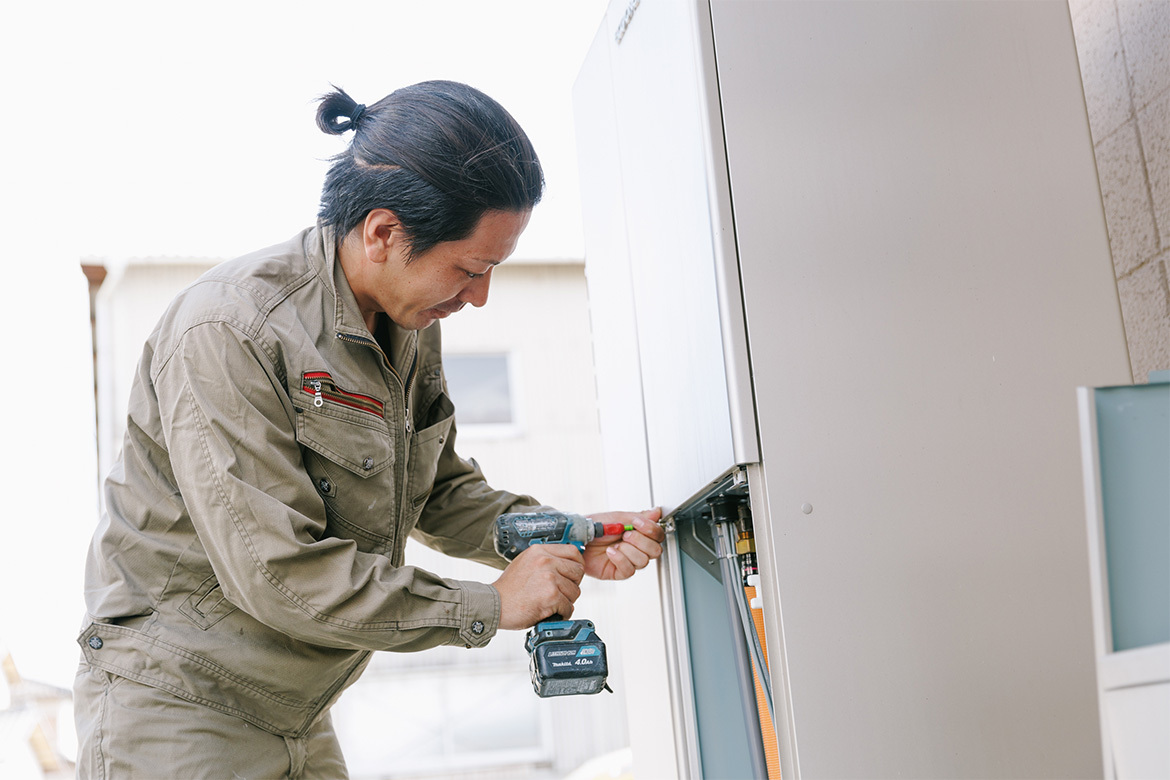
[460,269,492,308]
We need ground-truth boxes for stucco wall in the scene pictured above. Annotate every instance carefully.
[1071,0,1170,381]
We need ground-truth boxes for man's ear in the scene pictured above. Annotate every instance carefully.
[362,209,405,264]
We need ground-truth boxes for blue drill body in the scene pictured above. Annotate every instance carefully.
[494,511,612,697]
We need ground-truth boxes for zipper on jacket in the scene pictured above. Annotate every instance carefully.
[308,379,324,407]
[403,352,418,434]
[336,331,412,432]
[336,332,391,370]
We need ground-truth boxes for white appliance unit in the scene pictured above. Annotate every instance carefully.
[574,1,1134,778]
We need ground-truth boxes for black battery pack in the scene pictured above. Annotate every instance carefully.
[524,618,609,697]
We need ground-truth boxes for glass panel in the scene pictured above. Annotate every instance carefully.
[444,353,513,425]
[681,551,756,779]
[1095,381,1170,652]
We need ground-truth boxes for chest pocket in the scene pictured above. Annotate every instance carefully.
[404,390,455,530]
[296,408,396,554]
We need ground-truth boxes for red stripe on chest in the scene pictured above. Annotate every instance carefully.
[302,371,384,417]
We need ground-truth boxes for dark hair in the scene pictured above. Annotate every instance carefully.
[316,82,544,259]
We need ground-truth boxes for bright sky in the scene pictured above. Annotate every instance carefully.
[0,0,609,689]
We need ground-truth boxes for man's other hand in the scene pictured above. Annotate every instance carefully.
[582,507,664,580]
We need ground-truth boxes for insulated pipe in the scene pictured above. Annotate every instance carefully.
[712,500,775,721]
[726,527,775,723]
[711,506,769,779]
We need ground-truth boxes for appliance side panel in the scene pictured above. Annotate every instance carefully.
[573,20,680,780]
[712,0,1131,776]
[605,0,741,513]
[574,21,653,513]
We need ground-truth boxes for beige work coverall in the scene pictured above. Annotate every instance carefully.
[75,225,543,778]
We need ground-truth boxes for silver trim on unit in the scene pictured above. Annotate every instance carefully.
[689,0,759,467]
[659,529,703,778]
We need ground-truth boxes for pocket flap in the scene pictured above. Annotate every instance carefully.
[297,409,393,477]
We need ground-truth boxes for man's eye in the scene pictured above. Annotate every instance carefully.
[465,271,484,279]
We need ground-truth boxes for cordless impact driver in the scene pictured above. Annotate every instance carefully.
[494,511,630,697]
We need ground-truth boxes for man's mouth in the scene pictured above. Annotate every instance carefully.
[430,302,465,318]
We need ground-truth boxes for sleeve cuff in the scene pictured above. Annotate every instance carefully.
[454,581,500,648]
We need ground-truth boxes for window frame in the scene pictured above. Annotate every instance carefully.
[443,351,523,439]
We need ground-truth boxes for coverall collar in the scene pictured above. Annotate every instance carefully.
[318,222,417,375]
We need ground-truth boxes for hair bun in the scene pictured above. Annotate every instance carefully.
[315,87,365,136]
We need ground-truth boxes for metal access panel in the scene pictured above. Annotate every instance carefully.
[576,0,757,515]
[710,1,1134,777]
[573,17,653,514]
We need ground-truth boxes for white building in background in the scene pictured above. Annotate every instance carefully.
[83,250,643,780]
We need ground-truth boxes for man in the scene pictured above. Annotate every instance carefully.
[74,81,663,778]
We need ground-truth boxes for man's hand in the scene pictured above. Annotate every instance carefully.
[582,507,664,580]
[492,544,585,630]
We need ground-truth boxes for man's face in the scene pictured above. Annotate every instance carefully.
[373,209,531,331]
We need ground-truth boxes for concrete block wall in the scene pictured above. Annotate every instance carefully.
[1070,0,1170,381]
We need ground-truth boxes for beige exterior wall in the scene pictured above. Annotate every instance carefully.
[1071,0,1170,381]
